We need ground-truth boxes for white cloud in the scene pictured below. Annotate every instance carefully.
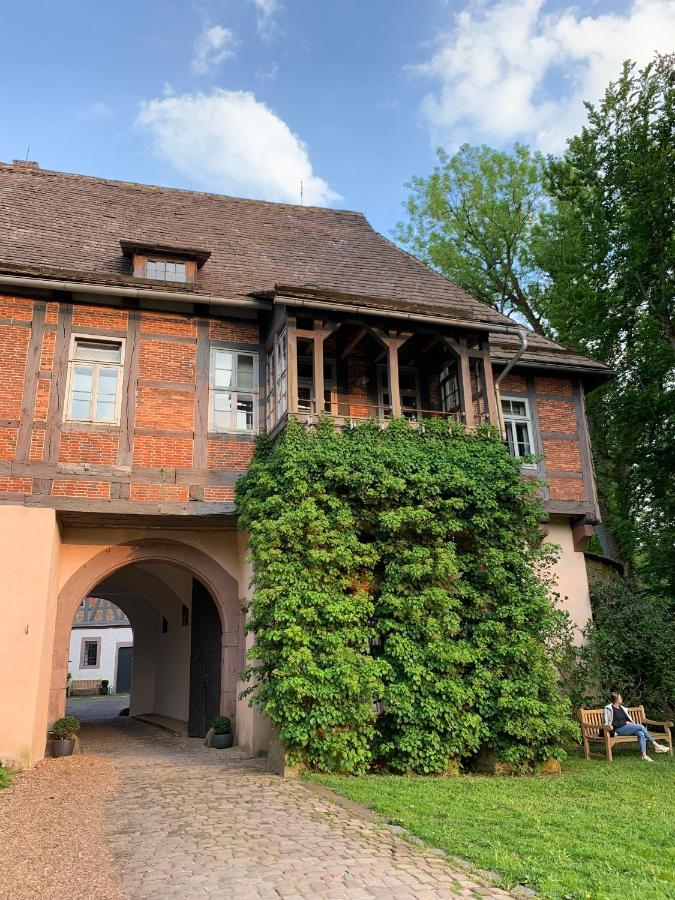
[413,0,675,153]
[251,0,282,43]
[81,101,113,119]
[136,89,341,206]
[256,62,279,82]
[192,24,238,74]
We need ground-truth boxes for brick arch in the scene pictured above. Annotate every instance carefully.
[49,538,241,725]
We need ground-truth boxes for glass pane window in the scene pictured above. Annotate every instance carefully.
[378,365,419,417]
[146,259,187,283]
[211,349,259,432]
[67,339,123,423]
[296,356,337,415]
[440,363,461,414]
[501,396,535,463]
[83,640,98,667]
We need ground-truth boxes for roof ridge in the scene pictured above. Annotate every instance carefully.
[0,160,366,218]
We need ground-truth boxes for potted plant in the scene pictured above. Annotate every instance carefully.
[51,715,80,757]
[100,679,109,695]
[211,715,233,749]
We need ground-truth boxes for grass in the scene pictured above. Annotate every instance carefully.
[309,751,675,899]
[0,767,11,789]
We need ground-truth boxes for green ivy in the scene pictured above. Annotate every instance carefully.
[237,417,578,774]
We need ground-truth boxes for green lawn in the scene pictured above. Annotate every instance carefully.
[309,752,675,899]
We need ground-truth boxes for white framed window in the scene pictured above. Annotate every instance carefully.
[501,396,536,464]
[297,356,338,414]
[210,348,259,433]
[265,329,287,430]
[145,258,187,283]
[440,361,461,415]
[377,365,420,419]
[80,638,100,669]
[66,336,124,424]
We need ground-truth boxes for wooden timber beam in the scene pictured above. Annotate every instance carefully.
[458,337,475,427]
[313,320,325,415]
[387,331,402,417]
[339,326,368,360]
[481,341,499,426]
[287,315,298,414]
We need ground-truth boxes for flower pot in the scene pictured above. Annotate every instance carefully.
[212,732,233,749]
[100,685,109,695]
[53,738,75,758]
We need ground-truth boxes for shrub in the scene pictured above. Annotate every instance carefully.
[52,716,80,740]
[237,418,578,774]
[212,715,232,735]
[562,576,675,717]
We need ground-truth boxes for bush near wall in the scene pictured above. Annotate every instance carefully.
[237,418,578,774]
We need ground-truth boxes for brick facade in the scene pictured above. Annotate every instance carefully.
[0,293,594,513]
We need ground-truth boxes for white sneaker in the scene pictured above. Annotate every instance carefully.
[654,744,669,753]
[641,754,654,762]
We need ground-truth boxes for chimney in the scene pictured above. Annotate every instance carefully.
[12,160,39,169]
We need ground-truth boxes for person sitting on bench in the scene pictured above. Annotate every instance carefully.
[604,692,670,761]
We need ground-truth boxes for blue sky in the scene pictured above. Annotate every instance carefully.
[1,0,673,236]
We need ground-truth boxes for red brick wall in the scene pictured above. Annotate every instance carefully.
[130,483,189,502]
[0,476,33,492]
[51,479,111,499]
[499,373,527,393]
[135,387,195,431]
[537,399,577,434]
[58,432,119,465]
[140,312,197,338]
[72,305,128,330]
[548,477,586,501]
[0,294,594,513]
[542,438,582,472]
[138,340,196,382]
[207,440,255,471]
[535,377,573,396]
[133,435,194,468]
[0,427,18,460]
[0,323,30,419]
[210,320,259,343]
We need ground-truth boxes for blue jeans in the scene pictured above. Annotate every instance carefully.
[615,723,656,754]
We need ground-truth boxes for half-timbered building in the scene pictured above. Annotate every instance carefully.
[0,160,611,767]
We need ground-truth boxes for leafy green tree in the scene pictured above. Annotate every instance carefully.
[539,55,675,593]
[394,143,549,334]
[560,576,675,718]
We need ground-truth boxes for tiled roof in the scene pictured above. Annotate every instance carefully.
[0,161,611,378]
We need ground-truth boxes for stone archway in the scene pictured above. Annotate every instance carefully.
[50,538,241,727]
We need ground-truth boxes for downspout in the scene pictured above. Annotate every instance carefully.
[494,328,528,436]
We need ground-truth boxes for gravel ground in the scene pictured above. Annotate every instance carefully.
[0,754,124,900]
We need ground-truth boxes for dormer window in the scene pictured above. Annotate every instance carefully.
[145,258,187,283]
[120,240,211,286]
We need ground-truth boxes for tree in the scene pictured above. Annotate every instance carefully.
[539,55,675,593]
[394,143,549,334]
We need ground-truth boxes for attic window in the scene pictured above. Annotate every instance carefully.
[146,259,187,283]
[119,240,211,286]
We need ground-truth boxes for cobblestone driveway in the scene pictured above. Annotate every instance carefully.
[77,714,512,899]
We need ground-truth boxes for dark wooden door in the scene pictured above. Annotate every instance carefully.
[188,579,222,737]
[116,646,133,694]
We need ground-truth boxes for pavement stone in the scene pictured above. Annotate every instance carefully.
[71,705,513,898]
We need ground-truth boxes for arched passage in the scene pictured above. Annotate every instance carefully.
[50,539,241,736]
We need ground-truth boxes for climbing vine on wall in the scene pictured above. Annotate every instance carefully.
[237,418,578,774]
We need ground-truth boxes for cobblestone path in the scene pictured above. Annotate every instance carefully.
[80,716,513,899]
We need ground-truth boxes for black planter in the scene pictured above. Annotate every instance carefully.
[212,732,233,749]
[53,738,75,757]
[100,685,109,695]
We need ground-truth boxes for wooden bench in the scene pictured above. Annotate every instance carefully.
[580,706,673,761]
[70,679,102,697]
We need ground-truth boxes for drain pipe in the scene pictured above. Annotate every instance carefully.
[494,329,528,436]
